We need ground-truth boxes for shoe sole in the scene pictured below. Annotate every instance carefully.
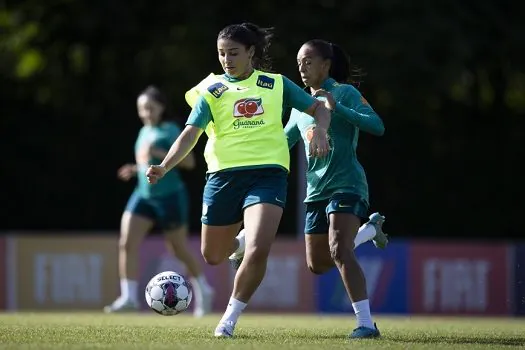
[373,233,389,249]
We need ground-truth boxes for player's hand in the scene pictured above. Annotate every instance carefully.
[117,164,137,181]
[309,126,330,158]
[312,89,336,111]
[146,165,167,184]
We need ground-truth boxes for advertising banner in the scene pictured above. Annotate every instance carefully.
[9,234,119,310]
[316,241,410,314]
[409,242,511,315]
[514,244,525,315]
[0,236,5,310]
[140,238,315,313]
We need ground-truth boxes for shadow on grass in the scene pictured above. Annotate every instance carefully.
[229,333,525,346]
[388,335,525,347]
[233,334,350,341]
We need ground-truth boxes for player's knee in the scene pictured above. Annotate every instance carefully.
[168,241,185,258]
[118,236,133,252]
[244,245,271,265]
[329,231,355,264]
[200,246,223,266]
[307,262,330,275]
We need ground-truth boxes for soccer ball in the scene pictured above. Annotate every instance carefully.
[144,271,193,316]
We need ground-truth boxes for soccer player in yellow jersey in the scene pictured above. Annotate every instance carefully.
[146,23,331,337]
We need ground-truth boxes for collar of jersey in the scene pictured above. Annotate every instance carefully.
[302,77,337,93]
[320,77,337,90]
[222,69,256,83]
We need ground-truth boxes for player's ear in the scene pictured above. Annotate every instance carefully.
[248,45,255,61]
[324,59,332,73]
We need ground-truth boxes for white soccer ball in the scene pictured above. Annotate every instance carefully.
[144,271,193,316]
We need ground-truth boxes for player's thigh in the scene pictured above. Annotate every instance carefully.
[327,193,369,249]
[201,222,243,264]
[164,225,190,254]
[121,191,155,248]
[200,170,247,259]
[243,203,283,256]
[242,168,288,255]
[304,200,332,268]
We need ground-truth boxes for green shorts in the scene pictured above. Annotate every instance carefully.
[201,167,288,226]
[304,193,369,234]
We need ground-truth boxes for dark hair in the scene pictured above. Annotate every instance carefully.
[218,22,274,71]
[304,39,364,86]
[139,85,172,121]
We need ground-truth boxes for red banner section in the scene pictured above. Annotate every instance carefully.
[409,242,511,315]
[139,237,315,313]
[0,237,5,309]
[10,234,119,310]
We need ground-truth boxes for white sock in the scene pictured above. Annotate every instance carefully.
[351,299,374,329]
[233,229,246,255]
[354,224,376,249]
[120,279,138,302]
[220,297,247,324]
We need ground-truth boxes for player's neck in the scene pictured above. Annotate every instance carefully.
[309,76,329,93]
[236,68,255,80]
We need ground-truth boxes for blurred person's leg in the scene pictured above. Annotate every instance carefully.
[104,192,153,312]
[159,188,214,317]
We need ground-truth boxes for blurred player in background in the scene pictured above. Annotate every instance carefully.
[285,39,387,338]
[145,23,331,337]
[104,85,214,317]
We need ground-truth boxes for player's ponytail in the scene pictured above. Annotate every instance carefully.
[218,22,274,71]
[304,39,364,87]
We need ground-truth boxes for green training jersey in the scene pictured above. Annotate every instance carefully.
[285,78,385,203]
[135,121,184,198]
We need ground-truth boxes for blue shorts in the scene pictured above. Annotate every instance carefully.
[304,193,369,234]
[201,167,288,226]
[125,189,188,230]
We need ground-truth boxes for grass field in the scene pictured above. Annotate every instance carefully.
[0,312,524,349]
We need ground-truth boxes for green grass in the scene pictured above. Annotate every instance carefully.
[0,312,524,349]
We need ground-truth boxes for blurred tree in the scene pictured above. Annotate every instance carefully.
[1,0,523,238]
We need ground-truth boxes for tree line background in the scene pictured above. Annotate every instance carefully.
[1,0,524,239]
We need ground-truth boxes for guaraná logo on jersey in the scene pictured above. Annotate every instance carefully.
[233,98,264,118]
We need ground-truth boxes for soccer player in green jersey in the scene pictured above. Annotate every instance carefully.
[285,40,387,338]
[145,24,332,337]
[104,86,214,317]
